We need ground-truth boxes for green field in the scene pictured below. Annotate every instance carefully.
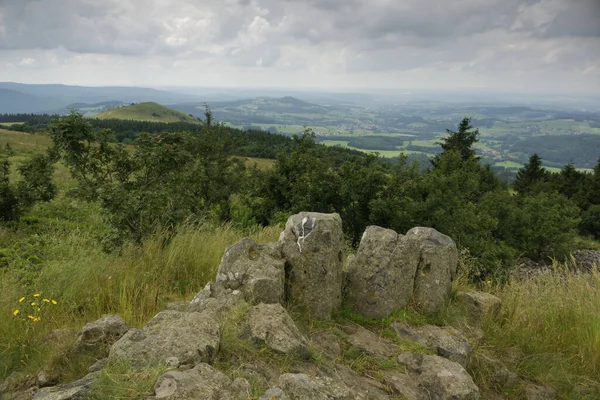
[95,102,200,124]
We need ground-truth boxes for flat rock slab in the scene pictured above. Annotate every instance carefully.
[398,352,480,400]
[392,322,472,368]
[243,303,310,358]
[108,310,220,368]
[216,238,285,304]
[345,226,420,318]
[150,363,250,400]
[279,212,344,319]
[275,373,354,400]
[344,324,400,357]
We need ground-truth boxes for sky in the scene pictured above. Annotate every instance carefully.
[0,0,599,94]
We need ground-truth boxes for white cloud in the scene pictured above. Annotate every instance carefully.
[19,57,36,67]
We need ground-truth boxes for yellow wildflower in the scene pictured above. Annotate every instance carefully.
[27,315,34,320]
[19,297,25,303]
[51,300,57,305]
[43,299,50,303]
[34,317,41,322]
[31,302,37,306]
[33,294,40,297]
[13,310,20,316]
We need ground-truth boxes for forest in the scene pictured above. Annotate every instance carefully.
[2,111,599,282]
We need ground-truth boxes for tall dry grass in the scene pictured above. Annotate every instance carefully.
[480,264,600,398]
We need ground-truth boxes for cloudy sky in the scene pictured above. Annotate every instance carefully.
[0,0,599,93]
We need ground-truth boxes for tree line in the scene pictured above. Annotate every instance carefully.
[1,112,596,283]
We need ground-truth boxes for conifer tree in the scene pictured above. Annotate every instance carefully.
[514,153,547,194]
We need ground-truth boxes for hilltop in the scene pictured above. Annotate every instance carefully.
[94,102,201,123]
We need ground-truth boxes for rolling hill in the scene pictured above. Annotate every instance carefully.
[94,102,201,123]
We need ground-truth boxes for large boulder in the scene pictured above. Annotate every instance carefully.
[456,291,501,325]
[108,309,220,368]
[405,227,458,314]
[150,363,250,400]
[243,303,310,358]
[73,315,129,355]
[392,322,472,368]
[345,226,420,318]
[397,352,480,400]
[216,238,285,304]
[279,212,344,319]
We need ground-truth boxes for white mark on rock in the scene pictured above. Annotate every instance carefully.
[297,216,316,254]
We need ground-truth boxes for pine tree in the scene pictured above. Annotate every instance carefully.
[434,117,479,165]
[514,153,548,195]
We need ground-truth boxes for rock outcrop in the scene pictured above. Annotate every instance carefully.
[18,214,522,400]
[279,212,344,319]
[406,227,458,314]
[242,303,310,358]
[345,226,420,318]
[216,238,285,304]
[108,309,221,368]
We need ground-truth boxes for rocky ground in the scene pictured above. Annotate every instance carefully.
[0,212,562,400]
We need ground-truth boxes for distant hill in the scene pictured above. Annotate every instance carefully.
[0,88,65,113]
[94,102,201,123]
[0,82,202,114]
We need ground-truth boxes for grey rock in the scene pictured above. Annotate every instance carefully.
[243,303,310,358]
[397,352,480,400]
[382,371,427,400]
[524,383,557,400]
[345,226,420,318]
[334,365,392,400]
[216,238,285,304]
[309,331,341,361]
[73,315,129,353]
[165,301,188,312]
[456,291,501,325]
[42,329,77,344]
[35,372,57,389]
[219,378,252,400]
[187,284,244,314]
[32,372,98,400]
[276,373,354,400]
[258,388,291,400]
[472,353,519,390]
[345,324,400,357]
[88,358,108,373]
[405,227,458,314]
[571,249,600,272]
[151,363,231,399]
[108,310,220,368]
[279,212,344,319]
[392,322,472,368]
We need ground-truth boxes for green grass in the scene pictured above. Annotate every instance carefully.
[89,361,168,400]
[471,266,600,399]
[94,102,200,124]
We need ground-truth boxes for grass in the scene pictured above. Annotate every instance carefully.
[469,265,600,399]
[88,361,169,400]
[0,197,281,380]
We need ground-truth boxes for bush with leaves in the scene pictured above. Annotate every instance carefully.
[50,110,244,243]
